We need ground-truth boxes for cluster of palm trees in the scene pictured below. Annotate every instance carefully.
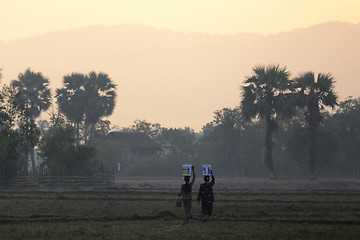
[56,72,117,143]
[10,69,117,173]
[8,66,337,179]
[241,65,337,179]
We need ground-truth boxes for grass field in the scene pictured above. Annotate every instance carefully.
[0,179,359,240]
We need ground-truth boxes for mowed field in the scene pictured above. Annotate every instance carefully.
[0,179,359,240]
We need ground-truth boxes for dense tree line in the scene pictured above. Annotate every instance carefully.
[0,68,116,183]
[107,65,357,179]
[0,65,359,183]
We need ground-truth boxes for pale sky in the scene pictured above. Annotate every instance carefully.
[1,0,360,42]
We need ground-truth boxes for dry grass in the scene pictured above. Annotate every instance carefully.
[0,179,359,239]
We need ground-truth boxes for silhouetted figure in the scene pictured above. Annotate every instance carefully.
[178,165,196,224]
[197,170,215,222]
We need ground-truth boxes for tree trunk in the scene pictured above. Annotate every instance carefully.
[265,115,276,179]
[28,115,37,176]
[76,121,80,140]
[89,123,95,144]
[84,123,88,144]
[30,148,37,176]
[308,123,317,180]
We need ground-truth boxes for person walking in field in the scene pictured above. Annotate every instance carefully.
[197,170,215,222]
[178,165,196,224]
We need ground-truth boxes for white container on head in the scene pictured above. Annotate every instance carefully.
[182,164,192,176]
[202,164,212,176]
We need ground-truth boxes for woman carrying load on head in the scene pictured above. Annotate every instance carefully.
[197,170,215,222]
[178,165,196,224]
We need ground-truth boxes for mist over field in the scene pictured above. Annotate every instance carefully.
[1,21,359,130]
[2,1,360,238]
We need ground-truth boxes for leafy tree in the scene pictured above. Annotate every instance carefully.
[198,108,266,177]
[39,121,75,175]
[285,124,338,178]
[293,72,337,179]
[93,120,112,140]
[112,120,197,177]
[71,144,97,176]
[199,108,242,175]
[324,97,360,176]
[0,82,32,183]
[241,65,292,179]
[116,120,193,176]
[157,127,197,175]
[121,119,162,140]
[39,120,97,176]
[11,69,51,175]
[158,127,196,158]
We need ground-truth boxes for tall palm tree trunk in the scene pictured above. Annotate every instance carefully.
[84,123,88,144]
[265,115,276,179]
[308,123,317,179]
[76,121,80,140]
[30,148,37,176]
[27,115,37,177]
[89,123,95,144]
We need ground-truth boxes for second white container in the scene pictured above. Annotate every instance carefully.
[202,164,212,176]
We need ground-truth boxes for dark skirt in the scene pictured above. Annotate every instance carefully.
[182,199,192,219]
[201,200,213,216]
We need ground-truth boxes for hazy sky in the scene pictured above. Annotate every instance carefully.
[1,0,360,42]
[2,0,360,130]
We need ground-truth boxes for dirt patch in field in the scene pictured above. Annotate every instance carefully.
[114,178,360,190]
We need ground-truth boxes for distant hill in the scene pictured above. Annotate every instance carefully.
[1,22,359,130]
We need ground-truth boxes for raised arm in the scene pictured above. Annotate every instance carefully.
[210,170,215,186]
[190,165,196,187]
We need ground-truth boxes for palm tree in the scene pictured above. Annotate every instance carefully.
[293,72,337,179]
[56,73,87,139]
[11,69,51,120]
[84,71,116,143]
[241,65,292,179]
[11,68,52,175]
[56,71,116,143]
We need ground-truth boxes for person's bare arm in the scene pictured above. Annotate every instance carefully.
[178,185,183,197]
[210,170,215,186]
[190,166,196,187]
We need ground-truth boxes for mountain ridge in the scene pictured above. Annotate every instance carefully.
[2,21,358,43]
[1,21,359,130]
